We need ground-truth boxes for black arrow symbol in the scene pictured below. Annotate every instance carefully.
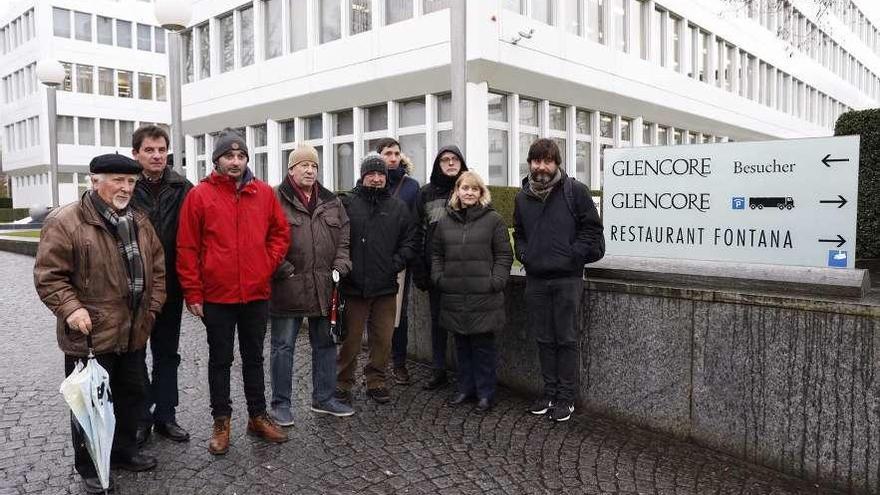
[819,195,848,208]
[818,235,846,248]
[822,154,849,167]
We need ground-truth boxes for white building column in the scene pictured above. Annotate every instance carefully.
[185,135,198,183]
[465,81,489,181]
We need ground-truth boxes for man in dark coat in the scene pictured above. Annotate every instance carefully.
[411,145,468,390]
[130,124,193,445]
[336,153,417,405]
[269,144,353,424]
[35,154,165,493]
[513,138,605,422]
[374,138,420,386]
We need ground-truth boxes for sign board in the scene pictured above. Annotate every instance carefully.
[602,136,859,268]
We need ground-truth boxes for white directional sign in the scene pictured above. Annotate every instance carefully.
[602,136,859,269]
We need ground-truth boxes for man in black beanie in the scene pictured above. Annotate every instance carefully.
[35,154,166,493]
[335,153,416,405]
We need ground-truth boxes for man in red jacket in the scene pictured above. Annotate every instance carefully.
[177,128,290,455]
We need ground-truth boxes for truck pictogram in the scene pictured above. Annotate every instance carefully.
[749,197,794,210]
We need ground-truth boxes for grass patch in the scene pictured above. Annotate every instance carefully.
[2,230,40,238]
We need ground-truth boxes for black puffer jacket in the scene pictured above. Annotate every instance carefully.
[411,145,468,289]
[132,167,193,300]
[340,185,417,298]
[431,205,513,335]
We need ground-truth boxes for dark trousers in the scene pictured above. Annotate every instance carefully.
[427,288,446,371]
[453,332,497,400]
[525,276,583,403]
[337,294,397,390]
[65,349,145,479]
[203,300,269,419]
[143,296,183,424]
[391,271,412,368]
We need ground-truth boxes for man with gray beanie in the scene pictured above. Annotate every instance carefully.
[335,153,416,405]
[177,128,290,454]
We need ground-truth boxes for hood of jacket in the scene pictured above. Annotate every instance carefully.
[430,145,469,191]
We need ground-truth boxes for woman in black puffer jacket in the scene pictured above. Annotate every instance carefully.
[431,171,513,412]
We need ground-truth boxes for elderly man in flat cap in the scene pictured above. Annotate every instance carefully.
[35,154,167,494]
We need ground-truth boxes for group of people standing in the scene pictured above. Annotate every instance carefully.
[33,123,604,493]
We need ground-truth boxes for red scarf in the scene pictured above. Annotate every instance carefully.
[289,176,317,213]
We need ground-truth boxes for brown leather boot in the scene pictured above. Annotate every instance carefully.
[208,416,231,455]
[247,413,288,444]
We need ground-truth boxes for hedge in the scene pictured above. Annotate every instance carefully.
[0,208,30,223]
[0,198,11,209]
[835,109,880,259]
[488,185,602,228]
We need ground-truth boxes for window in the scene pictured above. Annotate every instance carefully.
[240,6,255,65]
[423,0,450,14]
[657,125,668,144]
[532,0,553,25]
[156,75,166,101]
[219,14,234,72]
[613,0,627,51]
[351,0,372,35]
[78,118,95,145]
[264,0,282,59]
[599,113,613,138]
[653,7,665,66]
[332,110,355,191]
[97,16,113,45]
[503,0,523,13]
[549,104,567,165]
[436,93,453,150]
[305,114,323,140]
[76,65,93,94]
[638,1,648,59]
[519,98,539,127]
[697,30,708,81]
[116,20,132,48]
[398,98,425,127]
[487,93,509,185]
[364,104,388,132]
[155,27,166,53]
[117,70,132,98]
[671,16,681,71]
[53,8,71,38]
[320,0,341,43]
[61,62,72,92]
[119,120,134,147]
[563,0,580,34]
[586,0,604,43]
[138,73,153,100]
[198,23,210,79]
[137,23,152,51]
[289,0,307,51]
[575,108,591,184]
[386,0,413,25]
[252,124,269,180]
[182,30,194,83]
[100,119,116,146]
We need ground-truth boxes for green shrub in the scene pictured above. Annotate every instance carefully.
[0,198,11,208]
[835,109,880,259]
[488,184,602,227]
[0,208,29,223]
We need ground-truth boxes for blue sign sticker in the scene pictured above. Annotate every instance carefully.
[731,197,746,210]
[827,250,848,268]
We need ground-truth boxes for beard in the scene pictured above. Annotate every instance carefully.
[111,195,131,210]
[530,171,553,184]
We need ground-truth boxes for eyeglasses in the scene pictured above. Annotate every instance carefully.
[439,156,460,164]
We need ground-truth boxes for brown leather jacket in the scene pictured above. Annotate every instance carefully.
[34,192,166,357]
[269,179,351,317]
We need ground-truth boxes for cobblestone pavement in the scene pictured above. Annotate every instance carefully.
[0,251,842,495]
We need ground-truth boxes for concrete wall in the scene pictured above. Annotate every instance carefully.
[407,275,880,494]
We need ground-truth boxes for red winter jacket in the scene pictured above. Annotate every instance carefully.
[177,170,290,305]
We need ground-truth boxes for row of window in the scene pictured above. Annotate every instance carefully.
[52,8,167,53]
[55,116,169,148]
[185,91,733,191]
[57,62,167,102]
[830,0,880,56]
[744,0,879,98]
[181,0,451,82]
[506,0,865,125]
[1,62,37,104]
[4,116,39,153]
[0,8,35,55]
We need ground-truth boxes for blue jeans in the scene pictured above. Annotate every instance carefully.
[270,316,336,408]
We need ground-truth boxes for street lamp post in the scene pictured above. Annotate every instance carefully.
[36,59,65,208]
[154,0,192,175]
[451,0,466,153]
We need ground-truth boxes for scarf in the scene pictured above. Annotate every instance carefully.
[528,168,563,202]
[91,191,144,310]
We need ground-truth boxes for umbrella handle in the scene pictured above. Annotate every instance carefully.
[86,334,94,358]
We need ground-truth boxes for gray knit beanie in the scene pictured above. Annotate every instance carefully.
[359,153,387,179]
[212,128,249,164]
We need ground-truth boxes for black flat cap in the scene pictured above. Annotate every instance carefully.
[89,153,142,174]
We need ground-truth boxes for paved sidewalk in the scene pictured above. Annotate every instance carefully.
[0,251,841,494]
